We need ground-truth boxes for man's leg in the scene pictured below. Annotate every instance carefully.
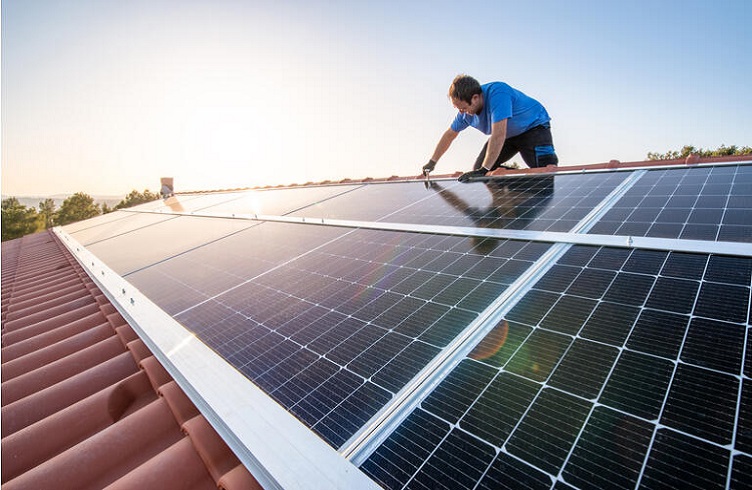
[516,125,558,168]
[473,140,520,170]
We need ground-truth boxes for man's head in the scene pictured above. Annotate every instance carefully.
[449,74,483,115]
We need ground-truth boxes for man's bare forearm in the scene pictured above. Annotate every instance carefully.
[430,129,458,163]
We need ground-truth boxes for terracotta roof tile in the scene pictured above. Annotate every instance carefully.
[1,230,260,490]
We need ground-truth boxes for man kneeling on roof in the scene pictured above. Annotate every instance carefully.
[422,75,558,183]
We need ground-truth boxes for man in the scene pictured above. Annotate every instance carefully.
[422,75,558,182]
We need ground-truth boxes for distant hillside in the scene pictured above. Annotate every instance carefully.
[2,195,122,210]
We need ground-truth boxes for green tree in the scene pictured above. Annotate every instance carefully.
[648,144,752,160]
[38,198,57,229]
[2,198,39,241]
[115,189,159,210]
[56,192,101,226]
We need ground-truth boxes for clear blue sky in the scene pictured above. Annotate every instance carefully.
[2,0,750,196]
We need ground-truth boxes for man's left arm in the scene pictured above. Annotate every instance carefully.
[479,118,508,171]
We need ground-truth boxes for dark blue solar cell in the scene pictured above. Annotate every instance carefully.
[579,302,640,346]
[419,307,478,347]
[421,359,497,424]
[468,320,532,368]
[688,207,724,224]
[693,282,749,323]
[487,258,534,284]
[602,272,655,306]
[719,222,752,242]
[506,329,572,382]
[680,223,720,240]
[409,428,496,490]
[540,295,598,335]
[506,289,560,327]
[645,277,699,314]
[456,280,507,312]
[506,388,592,474]
[458,371,539,448]
[431,277,480,307]
[680,317,745,374]
[641,429,730,489]
[731,454,752,490]
[589,247,631,270]
[646,222,685,238]
[313,381,391,448]
[513,242,552,261]
[372,341,441,393]
[291,368,363,429]
[599,350,674,420]
[370,295,424,327]
[661,364,739,445]
[348,332,412,379]
[738,382,752,454]
[548,339,619,399]
[477,452,553,490]
[661,252,707,279]
[566,268,616,299]
[705,255,752,285]
[626,309,690,359]
[533,264,580,293]
[563,406,654,490]
[558,245,599,267]
[622,249,667,275]
[325,324,388,367]
[307,316,369,356]
[257,348,320,394]
[360,409,450,490]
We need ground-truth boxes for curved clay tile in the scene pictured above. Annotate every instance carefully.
[1,231,260,490]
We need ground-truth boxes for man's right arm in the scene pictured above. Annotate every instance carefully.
[424,128,458,172]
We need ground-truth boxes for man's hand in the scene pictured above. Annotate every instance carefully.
[458,167,489,183]
[422,159,437,175]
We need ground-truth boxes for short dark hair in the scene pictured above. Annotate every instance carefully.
[448,75,481,103]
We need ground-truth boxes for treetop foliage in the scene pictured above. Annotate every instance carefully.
[647,144,752,161]
[2,189,160,241]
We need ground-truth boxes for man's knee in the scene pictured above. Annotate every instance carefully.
[534,145,558,167]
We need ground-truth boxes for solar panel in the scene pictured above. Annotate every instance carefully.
[83,215,258,275]
[58,161,752,489]
[120,221,552,447]
[589,164,752,242]
[289,173,628,231]
[361,244,751,489]
[198,185,363,216]
[64,210,167,240]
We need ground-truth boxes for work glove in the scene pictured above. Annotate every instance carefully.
[422,159,437,175]
[458,167,489,183]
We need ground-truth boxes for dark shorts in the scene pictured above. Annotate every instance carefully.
[474,124,559,170]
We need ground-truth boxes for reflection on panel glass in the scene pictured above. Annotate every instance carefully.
[362,245,752,489]
[590,164,752,242]
[62,210,144,235]
[66,212,177,246]
[198,185,363,216]
[126,221,348,314]
[129,193,208,212]
[85,215,258,275]
[130,222,550,449]
[290,172,628,232]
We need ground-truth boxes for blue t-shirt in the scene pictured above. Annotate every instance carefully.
[450,82,551,138]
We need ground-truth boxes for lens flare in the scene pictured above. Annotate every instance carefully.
[469,320,509,361]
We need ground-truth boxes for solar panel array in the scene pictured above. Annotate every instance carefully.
[63,163,752,489]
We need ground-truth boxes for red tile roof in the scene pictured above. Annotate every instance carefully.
[1,230,261,490]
